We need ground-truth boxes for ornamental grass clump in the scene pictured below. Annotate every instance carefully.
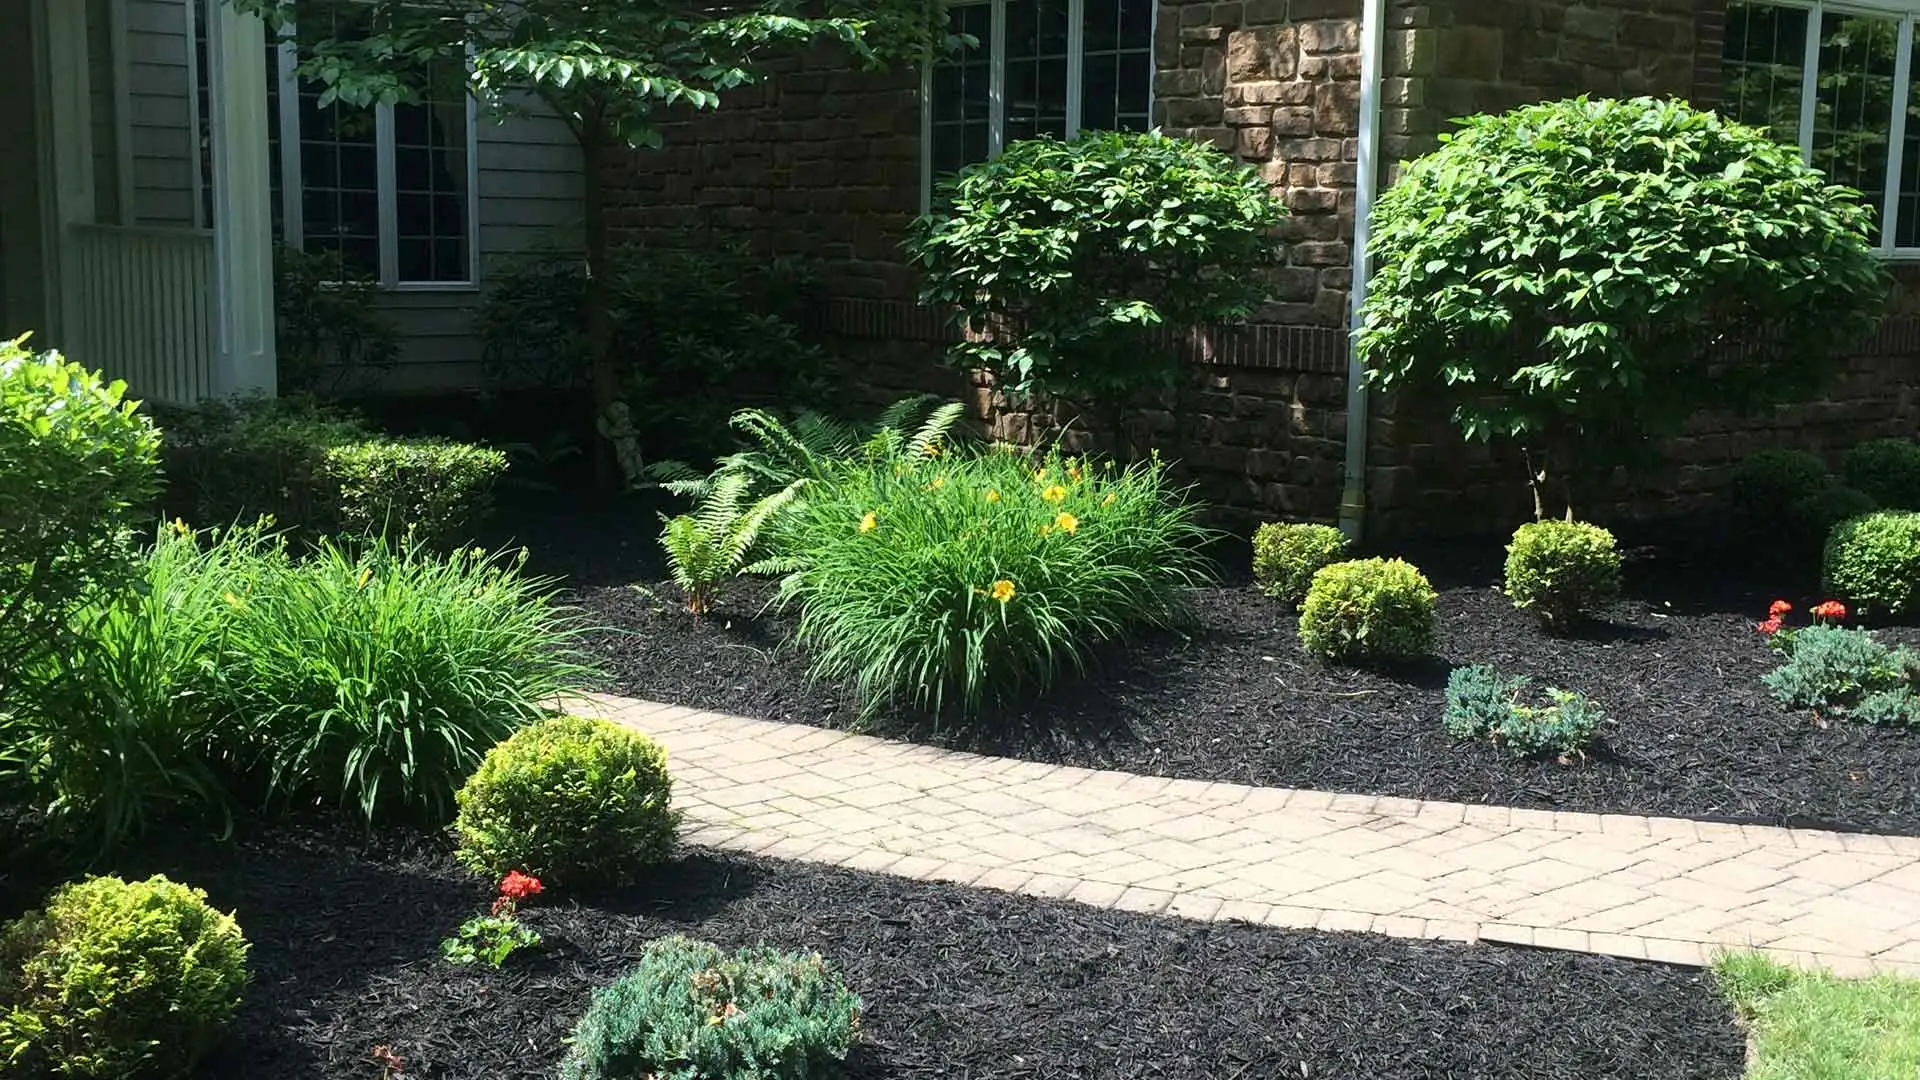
[219,537,592,826]
[560,936,861,1080]
[1825,511,1920,619]
[454,715,678,887]
[0,874,249,1080]
[1503,520,1622,632]
[1297,558,1439,667]
[776,446,1211,721]
[1251,522,1348,607]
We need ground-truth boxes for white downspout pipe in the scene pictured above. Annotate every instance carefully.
[1338,0,1387,541]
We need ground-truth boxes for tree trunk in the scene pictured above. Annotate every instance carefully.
[580,130,619,490]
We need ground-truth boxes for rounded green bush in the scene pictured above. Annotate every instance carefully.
[454,714,679,887]
[1728,449,1830,517]
[560,935,861,1080]
[0,874,249,1079]
[1843,439,1920,511]
[1298,558,1439,666]
[1251,522,1348,606]
[1824,511,1920,620]
[1503,520,1622,631]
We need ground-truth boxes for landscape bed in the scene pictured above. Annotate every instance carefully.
[0,821,1745,1080]
[534,505,1920,836]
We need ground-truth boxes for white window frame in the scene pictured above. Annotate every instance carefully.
[1733,0,1920,257]
[273,29,482,290]
[919,0,1156,213]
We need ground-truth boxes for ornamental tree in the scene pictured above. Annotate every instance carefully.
[909,131,1286,444]
[1356,96,1889,519]
[224,0,945,484]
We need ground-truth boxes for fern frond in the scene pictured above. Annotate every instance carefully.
[907,402,968,458]
[875,393,941,434]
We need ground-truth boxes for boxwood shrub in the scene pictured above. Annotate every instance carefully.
[1824,511,1920,620]
[1298,558,1439,667]
[1251,522,1348,607]
[454,714,679,887]
[0,874,249,1079]
[1503,520,1622,632]
[1843,439,1920,511]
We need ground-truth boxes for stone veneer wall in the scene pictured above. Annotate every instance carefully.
[602,0,1920,537]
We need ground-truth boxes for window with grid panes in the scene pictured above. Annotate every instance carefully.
[925,0,1153,202]
[263,13,477,285]
[1723,1,1920,252]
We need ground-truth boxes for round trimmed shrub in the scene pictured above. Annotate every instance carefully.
[454,714,679,887]
[1503,520,1622,631]
[560,935,861,1080]
[1843,439,1920,511]
[1298,558,1439,666]
[1824,511,1920,619]
[0,874,249,1079]
[1251,522,1348,606]
[1728,449,1829,518]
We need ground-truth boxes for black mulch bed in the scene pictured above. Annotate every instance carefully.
[1,824,1744,1079]
[512,496,1920,836]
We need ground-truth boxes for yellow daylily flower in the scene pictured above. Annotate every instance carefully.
[1041,484,1068,504]
[1055,511,1079,535]
[989,579,1015,603]
[858,511,878,534]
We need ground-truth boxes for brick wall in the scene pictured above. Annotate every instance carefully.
[601,0,1920,537]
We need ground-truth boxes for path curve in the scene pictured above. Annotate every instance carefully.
[572,692,1920,976]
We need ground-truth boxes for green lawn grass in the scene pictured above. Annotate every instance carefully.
[1715,951,1920,1079]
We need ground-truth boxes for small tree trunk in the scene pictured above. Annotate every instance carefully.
[580,130,620,490]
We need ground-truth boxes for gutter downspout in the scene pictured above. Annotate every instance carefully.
[1338,0,1387,542]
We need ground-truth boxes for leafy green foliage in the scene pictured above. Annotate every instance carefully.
[0,339,161,726]
[219,539,591,826]
[910,131,1285,404]
[440,913,541,968]
[1251,522,1348,607]
[1442,664,1605,757]
[320,437,508,547]
[1297,558,1438,667]
[152,396,504,545]
[653,397,969,611]
[273,244,399,396]
[777,446,1211,721]
[19,524,282,851]
[1729,449,1831,518]
[482,241,835,470]
[1843,439,1920,511]
[1503,520,1622,631]
[1824,512,1920,619]
[560,935,861,1080]
[1358,97,1888,516]
[454,715,679,887]
[0,874,249,1079]
[1762,625,1919,723]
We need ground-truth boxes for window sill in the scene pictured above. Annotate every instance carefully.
[383,281,482,294]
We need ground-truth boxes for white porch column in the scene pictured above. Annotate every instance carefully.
[207,2,276,396]
[39,0,97,349]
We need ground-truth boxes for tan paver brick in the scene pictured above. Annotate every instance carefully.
[579,692,1920,980]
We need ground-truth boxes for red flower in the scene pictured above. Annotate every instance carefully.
[1769,600,1792,618]
[1756,617,1784,635]
[499,871,544,903]
[1812,600,1848,622]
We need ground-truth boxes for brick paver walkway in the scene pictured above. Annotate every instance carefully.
[573,692,1920,977]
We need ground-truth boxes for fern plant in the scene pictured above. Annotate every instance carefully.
[658,474,803,614]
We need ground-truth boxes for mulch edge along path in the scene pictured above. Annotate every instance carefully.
[552,503,1920,835]
[3,824,1747,1080]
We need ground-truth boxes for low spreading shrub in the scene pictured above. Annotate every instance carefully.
[0,874,249,1079]
[1824,511,1920,619]
[1298,558,1439,667]
[151,396,504,544]
[0,339,161,722]
[454,715,678,887]
[1762,624,1919,724]
[1844,439,1920,512]
[1442,664,1605,758]
[219,538,591,825]
[776,446,1211,720]
[1503,520,1622,631]
[1251,522,1348,607]
[560,935,861,1080]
